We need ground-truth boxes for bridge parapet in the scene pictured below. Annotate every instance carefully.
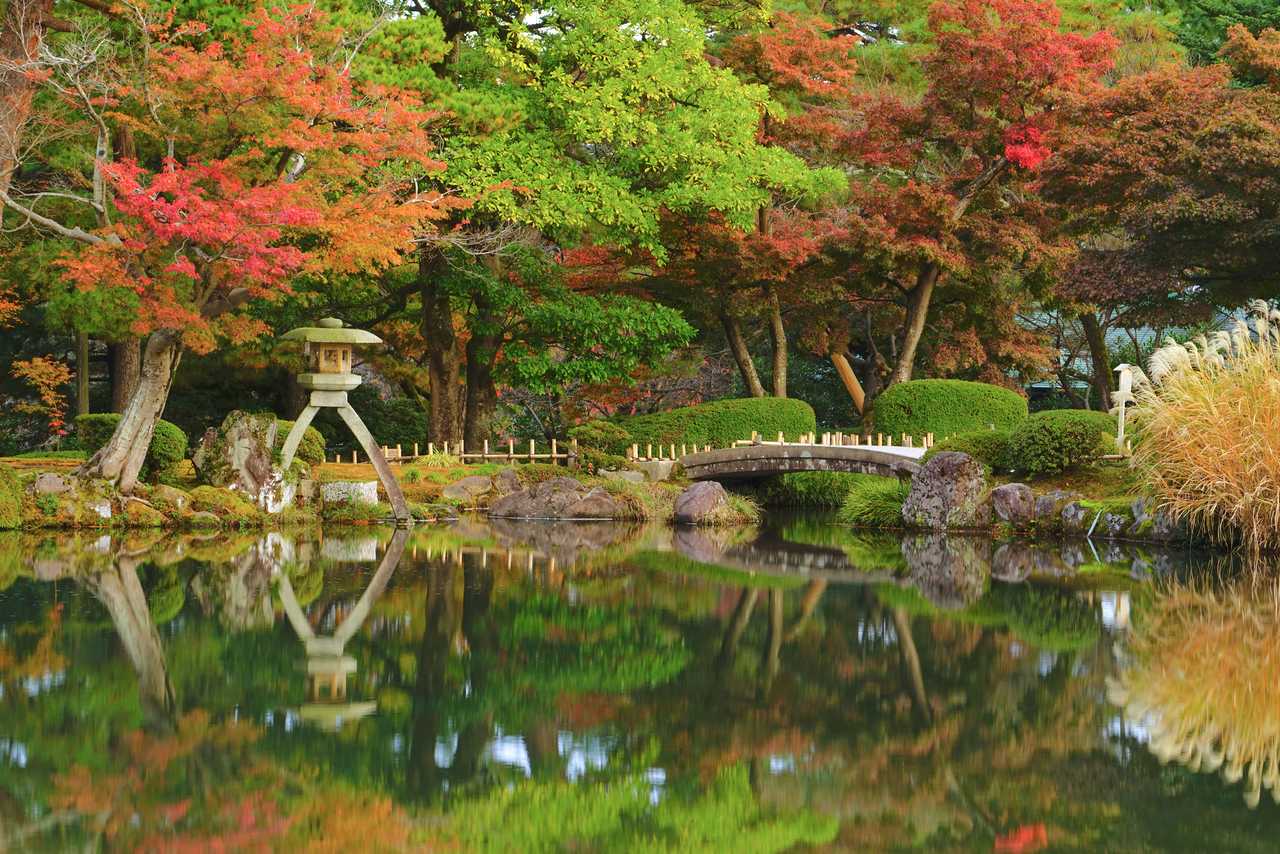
[679,442,924,482]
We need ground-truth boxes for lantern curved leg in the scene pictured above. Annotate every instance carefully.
[336,404,411,525]
[279,404,321,469]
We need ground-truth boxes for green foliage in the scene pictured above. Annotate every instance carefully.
[837,478,910,529]
[580,398,816,455]
[438,763,837,853]
[1008,410,1116,477]
[314,386,427,453]
[75,414,189,477]
[986,584,1102,653]
[758,472,879,508]
[275,420,326,466]
[1173,0,1280,65]
[146,567,187,624]
[321,501,391,524]
[500,594,691,696]
[34,493,59,517]
[871,380,1027,440]
[568,419,632,451]
[922,429,1015,471]
[0,465,21,530]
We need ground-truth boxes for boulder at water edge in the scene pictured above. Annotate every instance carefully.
[441,475,495,502]
[901,452,991,530]
[674,481,728,525]
[991,483,1034,527]
[192,411,294,512]
[489,476,622,520]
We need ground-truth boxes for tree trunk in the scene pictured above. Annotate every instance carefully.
[78,332,180,492]
[764,283,787,397]
[108,339,141,414]
[831,351,865,415]
[888,264,941,386]
[1081,311,1113,411]
[0,0,54,229]
[76,331,90,416]
[463,332,500,449]
[419,249,464,444]
[721,311,765,398]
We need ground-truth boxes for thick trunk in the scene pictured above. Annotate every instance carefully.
[721,311,765,398]
[888,264,941,386]
[764,283,787,397]
[108,339,141,413]
[1081,312,1113,411]
[463,296,501,448]
[891,607,932,725]
[78,332,179,492]
[76,332,90,416]
[419,249,464,444]
[0,0,54,228]
[831,351,865,415]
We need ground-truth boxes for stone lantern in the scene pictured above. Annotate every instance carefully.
[279,317,409,523]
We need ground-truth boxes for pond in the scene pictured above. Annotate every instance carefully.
[2,514,1278,851]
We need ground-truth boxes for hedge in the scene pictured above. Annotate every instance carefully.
[571,397,817,456]
[871,380,1027,440]
[76,413,189,476]
[276,420,327,466]
[1007,409,1116,476]
[922,429,1015,472]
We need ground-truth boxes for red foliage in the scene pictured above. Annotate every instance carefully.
[11,356,73,437]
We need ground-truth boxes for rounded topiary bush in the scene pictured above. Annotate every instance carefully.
[568,420,632,453]
[276,420,327,466]
[1007,409,1116,476]
[578,397,817,456]
[872,380,1027,440]
[922,429,1014,471]
[75,413,189,477]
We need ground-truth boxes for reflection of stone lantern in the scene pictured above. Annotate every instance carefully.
[276,529,408,732]
[279,317,409,523]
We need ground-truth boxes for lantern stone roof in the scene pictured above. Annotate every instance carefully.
[281,317,382,345]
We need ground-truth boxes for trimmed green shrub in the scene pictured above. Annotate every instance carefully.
[1008,409,1116,476]
[0,464,21,529]
[758,472,876,508]
[276,420,327,466]
[837,478,910,528]
[576,397,817,456]
[922,429,1015,471]
[568,420,631,451]
[75,413,189,476]
[872,380,1027,440]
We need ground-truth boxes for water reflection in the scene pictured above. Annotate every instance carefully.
[2,519,1279,850]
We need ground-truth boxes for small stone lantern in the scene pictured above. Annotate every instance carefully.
[279,317,409,523]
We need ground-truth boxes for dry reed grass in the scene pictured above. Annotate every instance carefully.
[1107,575,1280,808]
[1132,302,1280,554]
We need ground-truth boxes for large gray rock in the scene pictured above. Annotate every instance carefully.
[441,475,494,502]
[489,476,622,520]
[493,468,522,495]
[1034,489,1081,526]
[674,481,729,525]
[321,480,379,505]
[901,452,991,530]
[991,483,1034,526]
[32,472,71,495]
[192,411,292,511]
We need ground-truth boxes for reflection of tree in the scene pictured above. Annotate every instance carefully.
[1110,580,1280,809]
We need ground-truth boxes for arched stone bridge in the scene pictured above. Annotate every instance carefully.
[678,442,925,482]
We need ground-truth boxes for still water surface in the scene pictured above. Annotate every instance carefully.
[1,514,1277,851]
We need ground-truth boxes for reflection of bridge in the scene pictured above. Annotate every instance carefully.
[679,441,926,482]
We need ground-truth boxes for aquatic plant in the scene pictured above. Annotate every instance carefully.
[837,478,910,528]
[1108,578,1280,808]
[1134,300,1280,553]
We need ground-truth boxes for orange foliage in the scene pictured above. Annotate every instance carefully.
[11,356,73,436]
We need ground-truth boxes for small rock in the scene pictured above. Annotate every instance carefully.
[1061,501,1089,534]
[674,481,729,525]
[991,483,1034,526]
[442,475,495,502]
[187,510,222,529]
[1101,512,1130,539]
[32,472,71,495]
[901,452,991,531]
[1034,489,1081,525]
[151,484,191,513]
[122,497,166,527]
[489,476,622,520]
[321,480,379,505]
